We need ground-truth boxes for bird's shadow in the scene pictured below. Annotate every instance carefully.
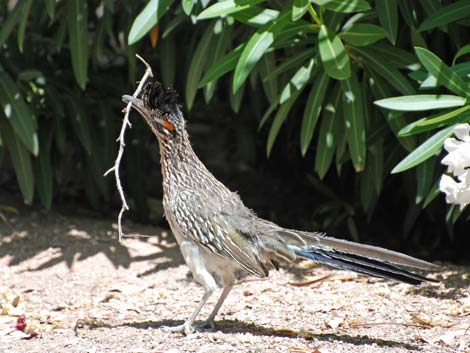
[83,318,420,351]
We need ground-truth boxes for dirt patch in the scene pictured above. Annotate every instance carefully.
[0,209,469,353]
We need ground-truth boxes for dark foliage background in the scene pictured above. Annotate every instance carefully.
[0,0,469,263]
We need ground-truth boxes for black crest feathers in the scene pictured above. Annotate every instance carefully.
[142,79,180,114]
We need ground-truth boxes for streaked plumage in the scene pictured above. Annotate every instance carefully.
[122,79,439,335]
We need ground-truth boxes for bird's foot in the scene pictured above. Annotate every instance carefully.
[195,319,215,331]
[161,322,196,335]
[161,320,216,335]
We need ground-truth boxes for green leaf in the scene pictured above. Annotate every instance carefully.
[259,52,278,105]
[33,130,53,209]
[315,85,342,179]
[186,24,215,109]
[415,158,435,204]
[267,90,302,156]
[0,118,34,204]
[279,58,315,104]
[197,0,264,20]
[300,70,330,155]
[67,0,89,89]
[453,45,470,65]
[17,0,33,53]
[352,46,415,94]
[204,22,232,104]
[0,1,23,48]
[367,43,417,68]
[66,96,93,154]
[182,0,195,15]
[262,48,315,82]
[419,0,470,31]
[423,181,440,207]
[292,0,309,21]
[318,25,351,80]
[376,0,398,44]
[233,11,290,93]
[415,47,470,98]
[391,124,456,173]
[399,106,470,136]
[199,44,244,87]
[0,68,38,156]
[231,7,280,26]
[369,142,384,194]
[340,24,387,46]
[341,71,366,171]
[375,95,467,111]
[128,0,173,45]
[230,78,245,113]
[45,0,56,19]
[311,0,371,13]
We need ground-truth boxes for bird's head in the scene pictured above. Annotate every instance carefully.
[122,79,184,142]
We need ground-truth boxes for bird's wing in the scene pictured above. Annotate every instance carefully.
[170,190,269,277]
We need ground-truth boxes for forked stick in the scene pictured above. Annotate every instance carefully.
[104,54,153,242]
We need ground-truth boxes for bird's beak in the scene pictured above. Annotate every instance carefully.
[122,95,151,118]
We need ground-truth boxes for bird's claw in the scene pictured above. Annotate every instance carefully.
[195,319,215,331]
[162,322,195,335]
[161,320,216,335]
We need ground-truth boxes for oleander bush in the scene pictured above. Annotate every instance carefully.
[0,0,469,238]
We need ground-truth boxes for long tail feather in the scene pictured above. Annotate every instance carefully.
[293,247,437,285]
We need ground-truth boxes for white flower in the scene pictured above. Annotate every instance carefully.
[439,123,470,210]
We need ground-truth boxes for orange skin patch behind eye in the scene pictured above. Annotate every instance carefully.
[162,118,175,132]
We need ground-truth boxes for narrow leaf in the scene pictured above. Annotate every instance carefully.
[67,0,89,89]
[292,0,309,21]
[0,68,38,155]
[262,48,315,82]
[186,25,215,109]
[339,24,387,46]
[33,130,53,209]
[45,0,55,19]
[376,0,398,44]
[352,46,415,94]
[198,0,264,20]
[415,47,470,98]
[267,90,302,156]
[259,52,278,105]
[199,45,244,87]
[182,0,195,15]
[315,85,342,178]
[0,2,22,48]
[300,70,330,155]
[391,124,456,173]
[17,0,33,53]
[128,0,173,45]
[419,0,470,31]
[318,25,351,80]
[341,72,366,171]
[233,11,290,93]
[0,118,34,204]
[453,45,470,65]
[311,0,371,13]
[399,106,470,136]
[279,58,315,104]
[375,95,467,111]
[415,158,435,204]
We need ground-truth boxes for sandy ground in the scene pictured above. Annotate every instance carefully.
[0,209,469,353]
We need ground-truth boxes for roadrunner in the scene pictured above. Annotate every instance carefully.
[123,79,439,335]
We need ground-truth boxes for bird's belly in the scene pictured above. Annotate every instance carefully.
[165,210,239,288]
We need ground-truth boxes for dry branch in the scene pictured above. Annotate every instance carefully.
[104,54,153,242]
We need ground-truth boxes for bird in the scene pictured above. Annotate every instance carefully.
[122,78,439,335]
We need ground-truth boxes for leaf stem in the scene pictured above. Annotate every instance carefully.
[308,4,323,26]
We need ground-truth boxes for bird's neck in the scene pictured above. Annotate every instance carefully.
[157,132,209,192]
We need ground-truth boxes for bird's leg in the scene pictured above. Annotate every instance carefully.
[197,285,233,330]
[163,287,213,335]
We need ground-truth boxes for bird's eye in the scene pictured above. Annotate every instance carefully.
[162,118,175,132]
